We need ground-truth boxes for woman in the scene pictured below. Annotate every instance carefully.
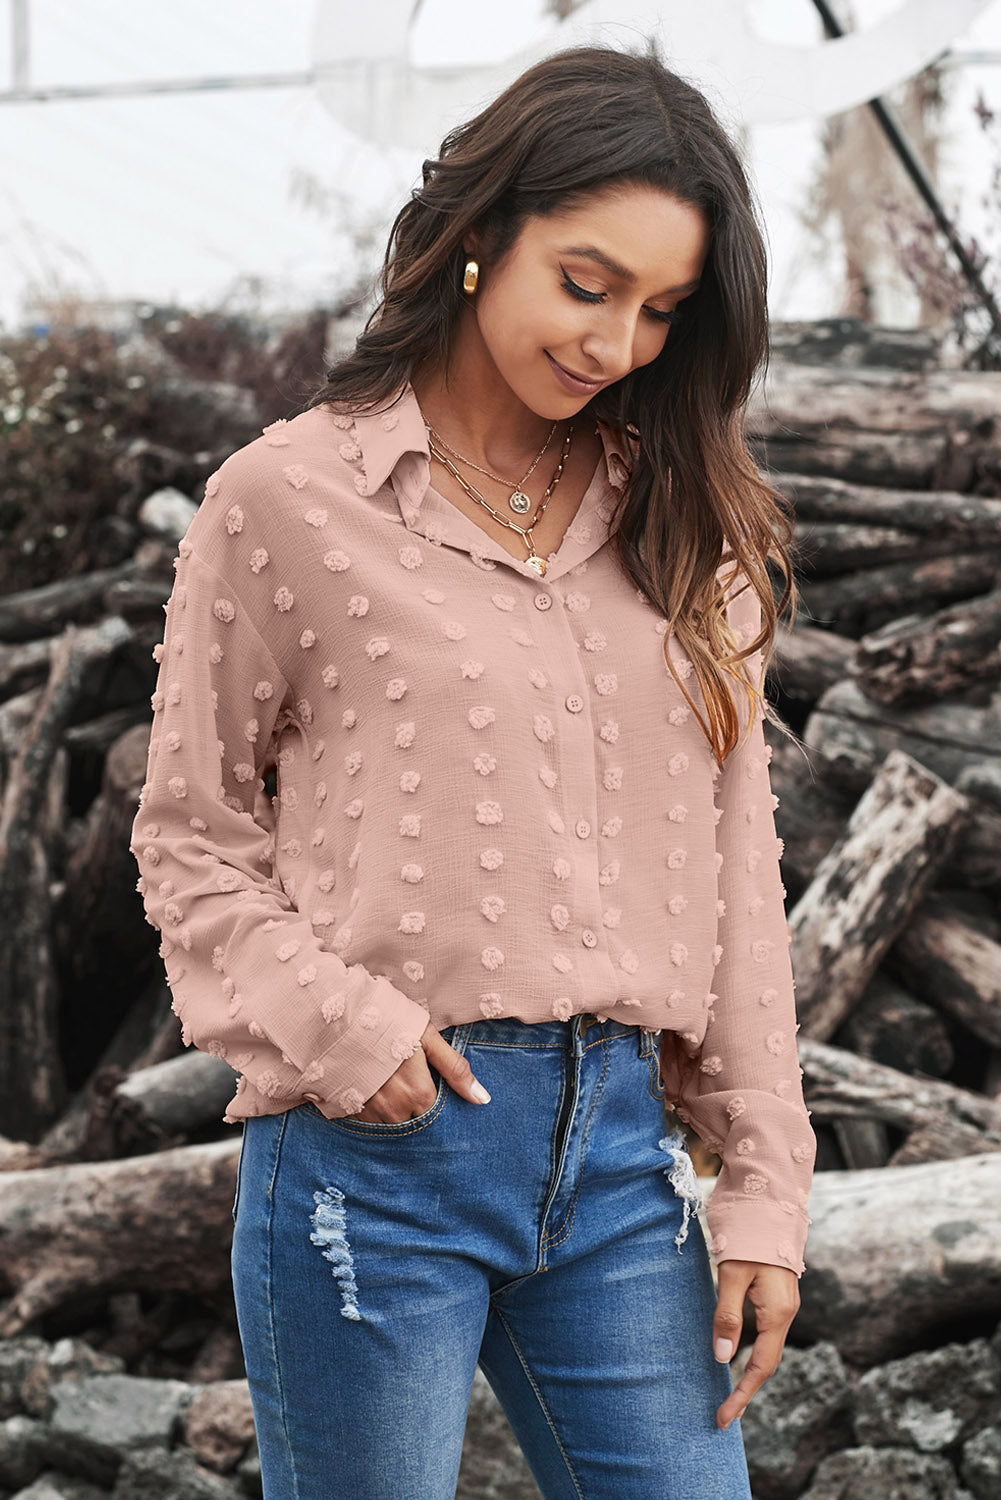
[131,43,816,1500]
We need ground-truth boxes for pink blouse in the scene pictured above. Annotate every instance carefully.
[130,383,816,1275]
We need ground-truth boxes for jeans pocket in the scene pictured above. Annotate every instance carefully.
[330,1065,450,1135]
[298,1025,469,1136]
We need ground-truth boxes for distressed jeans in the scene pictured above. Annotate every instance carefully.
[230,1014,752,1500]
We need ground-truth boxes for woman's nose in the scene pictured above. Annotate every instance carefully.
[582,313,642,381]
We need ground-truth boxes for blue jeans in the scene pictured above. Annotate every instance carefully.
[230,1014,752,1500]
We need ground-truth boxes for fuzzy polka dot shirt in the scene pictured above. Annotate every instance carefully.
[130,383,817,1276]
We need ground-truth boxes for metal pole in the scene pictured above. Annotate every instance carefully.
[809,0,1001,355]
[0,69,318,104]
[12,0,29,91]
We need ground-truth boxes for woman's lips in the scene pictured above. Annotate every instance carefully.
[546,352,604,394]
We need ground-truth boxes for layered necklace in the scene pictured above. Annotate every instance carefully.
[424,420,574,578]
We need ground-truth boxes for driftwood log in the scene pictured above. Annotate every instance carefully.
[0,618,133,1143]
[797,550,1001,636]
[802,679,1001,887]
[0,563,142,643]
[888,901,1001,1050]
[111,1053,239,1153]
[749,363,1001,489]
[790,749,969,1040]
[36,976,181,1165]
[54,720,156,1041]
[774,470,1001,538]
[788,1151,1001,1364]
[793,519,984,575]
[851,589,1001,705]
[0,1138,240,1336]
[0,636,53,698]
[797,1037,1001,1156]
[769,622,855,705]
[835,971,954,1086]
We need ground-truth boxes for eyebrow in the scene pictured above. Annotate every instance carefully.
[559,245,701,295]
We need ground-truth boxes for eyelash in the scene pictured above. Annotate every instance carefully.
[560,269,677,325]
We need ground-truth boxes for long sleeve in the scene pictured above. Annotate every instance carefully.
[129,525,432,1124]
[662,574,817,1275]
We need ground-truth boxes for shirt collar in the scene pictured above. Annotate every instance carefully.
[348,382,634,511]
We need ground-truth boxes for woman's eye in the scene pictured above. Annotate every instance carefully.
[560,268,677,325]
[560,269,605,304]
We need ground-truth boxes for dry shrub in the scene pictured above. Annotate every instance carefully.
[0,305,330,595]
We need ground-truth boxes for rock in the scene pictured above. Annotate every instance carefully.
[800,1444,975,1499]
[45,1345,124,1392]
[10,1474,108,1500]
[46,1375,192,1485]
[853,1340,1001,1453]
[110,1449,236,1499]
[741,1342,855,1500]
[989,1315,1001,1361]
[455,1367,542,1499]
[137,489,198,544]
[185,1327,246,1387]
[183,1383,255,1473]
[959,1424,1001,1500]
[0,1416,48,1489]
[0,1338,126,1429]
[0,1341,49,1421]
[233,1443,261,1499]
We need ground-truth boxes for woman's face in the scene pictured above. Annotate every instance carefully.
[464,182,710,418]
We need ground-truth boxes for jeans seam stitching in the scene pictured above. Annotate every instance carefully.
[492,1304,587,1500]
[264,1112,301,1500]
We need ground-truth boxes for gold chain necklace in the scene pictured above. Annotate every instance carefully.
[424,419,558,515]
[427,423,574,577]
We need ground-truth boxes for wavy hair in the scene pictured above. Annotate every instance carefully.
[304,44,799,767]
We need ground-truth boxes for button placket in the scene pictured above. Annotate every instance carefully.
[527,571,610,1003]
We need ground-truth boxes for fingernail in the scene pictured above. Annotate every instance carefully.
[714,1338,733,1362]
[471,1081,492,1104]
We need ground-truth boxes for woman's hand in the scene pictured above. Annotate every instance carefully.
[712,1260,800,1430]
[351,1020,491,1123]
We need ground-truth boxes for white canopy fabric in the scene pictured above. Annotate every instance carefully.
[314,0,994,147]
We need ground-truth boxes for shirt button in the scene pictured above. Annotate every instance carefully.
[575,818,591,839]
[534,593,552,611]
[581,928,598,948]
[565,694,584,714]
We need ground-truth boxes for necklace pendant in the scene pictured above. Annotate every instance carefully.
[509,489,532,515]
[526,554,548,577]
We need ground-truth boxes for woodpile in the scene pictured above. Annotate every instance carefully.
[0,316,999,1500]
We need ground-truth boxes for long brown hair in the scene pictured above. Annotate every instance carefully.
[304,44,799,768]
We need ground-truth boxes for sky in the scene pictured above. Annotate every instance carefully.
[0,0,999,331]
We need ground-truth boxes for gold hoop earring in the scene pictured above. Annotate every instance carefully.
[463,258,479,294]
